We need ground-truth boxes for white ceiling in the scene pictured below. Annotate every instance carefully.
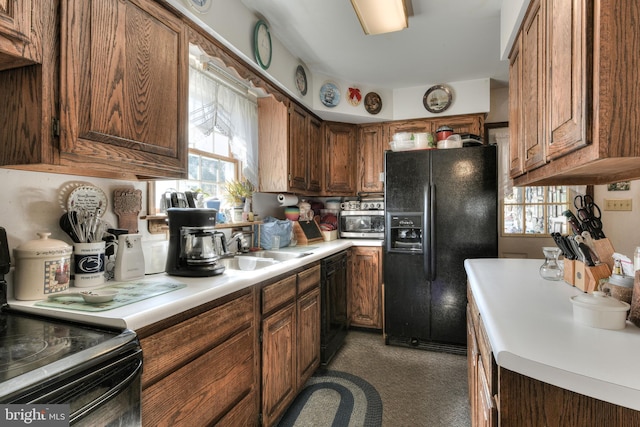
[239,0,509,90]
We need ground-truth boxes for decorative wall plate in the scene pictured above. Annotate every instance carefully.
[347,87,362,106]
[67,185,108,215]
[295,65,307,96]
[423,84,453,113]
[184,0,212,14]
[364,92,382,114]
[253,20,272,70]
[320,82,341,107]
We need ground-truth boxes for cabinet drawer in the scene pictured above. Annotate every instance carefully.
[141,292,254,388]
[262,274,297,315]
[297,264,320,295]
[477,315,497,394]
[478,357,498,427]
[142,328,256,426]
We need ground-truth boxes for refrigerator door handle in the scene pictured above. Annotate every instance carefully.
[424,184,431,279]
[429,184,436,281]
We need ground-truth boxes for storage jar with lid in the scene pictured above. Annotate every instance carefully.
[14,232,72,300]
[570,291,630,330]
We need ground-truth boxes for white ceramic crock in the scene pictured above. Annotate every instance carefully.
[570,291,630,330]
[14,232,72,300]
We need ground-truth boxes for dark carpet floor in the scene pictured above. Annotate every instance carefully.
[279,330,471,427]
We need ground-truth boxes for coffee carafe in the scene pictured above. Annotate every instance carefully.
[166,208,227,277]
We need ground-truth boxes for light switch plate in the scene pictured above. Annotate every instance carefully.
[604,198,632,211]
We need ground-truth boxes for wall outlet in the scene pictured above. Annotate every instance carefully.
[604,198,632,211]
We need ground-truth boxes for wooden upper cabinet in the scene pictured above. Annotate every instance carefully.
[324,122,356,195]
[521,0,546,172]
[0,0,35,69]
[509,34,524,177]
[60,0,188,179]
[386,119,431,141]
[258,96,322,194]
[288,104,308,191]
[510,0,640,185]
[308,116,323,192]
[545,0,588,159]
[357,123,385,193]
[431,114,484,137]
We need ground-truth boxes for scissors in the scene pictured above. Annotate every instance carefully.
[573,195,605,239]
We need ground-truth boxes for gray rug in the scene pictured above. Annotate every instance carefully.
[277,369,383,427]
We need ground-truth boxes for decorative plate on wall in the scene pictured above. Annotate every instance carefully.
[253,20,272,70]
[364,92,382,114]
[347,87,362,106]
[183,0,212,14]
[295,65,307,96]
[320,82,341,108]
[423,84,453,113]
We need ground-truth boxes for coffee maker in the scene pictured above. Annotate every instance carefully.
[166,208,228,277]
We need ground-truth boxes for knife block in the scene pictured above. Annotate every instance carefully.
[572,261,611,292]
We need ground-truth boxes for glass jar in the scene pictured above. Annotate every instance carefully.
[539,247,563,281]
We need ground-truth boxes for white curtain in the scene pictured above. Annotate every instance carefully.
[188,66,258,186]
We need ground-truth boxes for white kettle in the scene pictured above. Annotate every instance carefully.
[114,234,145,281]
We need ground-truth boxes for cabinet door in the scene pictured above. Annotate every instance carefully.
[521,0,546,171]
[262,303,296,427]
[508,34,525,177]
[349,246,382,329]
[60,0,188,179]
[357,123,385,193]
[324,122,356,194]
[0,0,30,42]
[546,0,588,159]
[308,116,323,192]
[431,114,484,137]
[288,104,308,191]
[385,119,431,138]
[297,287,320,389]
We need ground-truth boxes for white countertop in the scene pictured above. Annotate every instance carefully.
[465,258,640,411]
[7,240,382,330]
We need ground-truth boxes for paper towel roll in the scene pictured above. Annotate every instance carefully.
[277,194,299,206]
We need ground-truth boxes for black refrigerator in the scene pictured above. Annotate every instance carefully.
[384,145,497,353]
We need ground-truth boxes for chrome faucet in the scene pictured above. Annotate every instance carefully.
[226,232,250,254]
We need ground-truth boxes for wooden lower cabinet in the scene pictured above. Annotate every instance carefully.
[139,289,258,426]
[261,264,321,427]
[262,302,297,427]
[348,246,382,329]
[467,284,640,427]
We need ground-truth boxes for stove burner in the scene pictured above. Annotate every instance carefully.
[0,337,49,369]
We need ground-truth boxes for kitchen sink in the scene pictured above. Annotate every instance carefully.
[218,256,277,271]
[238,250,312,262]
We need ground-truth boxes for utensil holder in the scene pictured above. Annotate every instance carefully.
[592,238,615,270]
[564,259,575,284]
[573,261,611,293]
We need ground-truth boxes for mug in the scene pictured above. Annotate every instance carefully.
[74,241,106,287]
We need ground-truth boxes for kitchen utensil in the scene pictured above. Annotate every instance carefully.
[570,291,630,330]
[114,234,145,281]
[14,233,72,300]
[73,241,106,287]
[562,210,584,234]
[574,194,605,239]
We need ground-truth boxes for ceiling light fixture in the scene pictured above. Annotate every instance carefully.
[351,0,408,35]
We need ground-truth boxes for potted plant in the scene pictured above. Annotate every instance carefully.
[224,179,254,222]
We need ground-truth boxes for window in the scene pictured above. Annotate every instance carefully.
[486,123,577,237]
[152,46,258,214]
[502,186,570,235]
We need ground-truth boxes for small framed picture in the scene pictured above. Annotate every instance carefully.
[608,181,630,191]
